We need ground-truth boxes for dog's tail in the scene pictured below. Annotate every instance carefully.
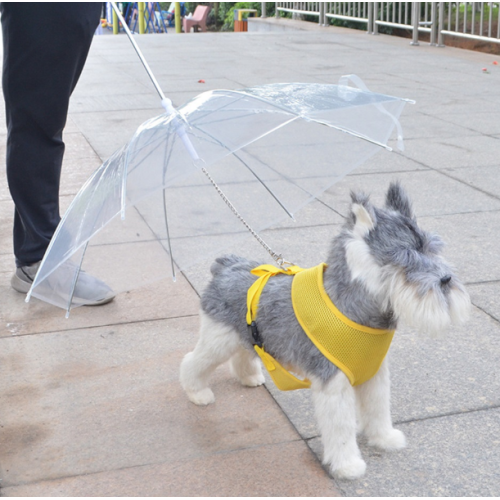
[210,254,242,276]
[210,254,256,277]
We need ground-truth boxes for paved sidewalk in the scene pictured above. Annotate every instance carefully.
[1,21,500,496]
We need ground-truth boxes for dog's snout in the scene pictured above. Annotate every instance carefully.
[440,275,452,286]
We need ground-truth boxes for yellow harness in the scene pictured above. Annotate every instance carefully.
[246,263,395,390]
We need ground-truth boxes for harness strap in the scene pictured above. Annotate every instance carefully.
[246,264,304,325]
[247,264,311,391]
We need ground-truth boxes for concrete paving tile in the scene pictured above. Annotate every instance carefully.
[0,271,199,337]
[467,282,500,322]
[321,408,500,497]
[436,111,500,136]
[442,165,500,201]
[320,169,500,218]
[417,95,500,116]
[397,111,473,140]
[183,223,340,294]
[420,210,500,284]
[353,151,429,175]
[63,132,99,160]
[2,441,339,497]
[70,64,152,97]
[0,316,308,488]
[389,306,500,422]
[0,254,13,275]
[61,115,81,134]
[402,134,500,170]
[264,372,316,439]
[59,156,102,198]
[69,109,163,160]
[69,93,160,114]
[0,199,14,255]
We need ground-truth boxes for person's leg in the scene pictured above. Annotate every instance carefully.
[1,2,102,267]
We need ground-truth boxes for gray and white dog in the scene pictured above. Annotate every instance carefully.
[180,182,470,479]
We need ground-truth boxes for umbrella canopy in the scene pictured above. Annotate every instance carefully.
[27,78,412,314]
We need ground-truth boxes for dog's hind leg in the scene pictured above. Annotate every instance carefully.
[312,373,366,480]
[355,358,406,450]
[229,347,265,387]
[180,310,241,406]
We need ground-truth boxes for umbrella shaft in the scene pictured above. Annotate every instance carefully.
[110,2,166,102]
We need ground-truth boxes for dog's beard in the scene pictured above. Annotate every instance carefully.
[448,282,471,325]
[387,271,471,337]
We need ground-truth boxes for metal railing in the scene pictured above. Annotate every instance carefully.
[273,2,500,47]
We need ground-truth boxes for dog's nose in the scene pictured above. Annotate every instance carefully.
[440,275,452,286]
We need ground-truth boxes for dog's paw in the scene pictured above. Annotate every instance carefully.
[186,388,215,406]
[240,373,266,387]
[331,457,367,480]
[367,428,406,451]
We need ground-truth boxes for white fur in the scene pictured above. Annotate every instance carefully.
[352,203,375,236]
[179,310,264,405]
[345,236,386,299]
[355,358,406,450]
[230,347,265,387]
[449,284,472,325]
[312,373,366,479]
[387,270,470,337]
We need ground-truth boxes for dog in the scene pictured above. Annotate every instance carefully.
[180,182,470,479]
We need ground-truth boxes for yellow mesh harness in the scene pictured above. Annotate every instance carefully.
[247,263,395,390]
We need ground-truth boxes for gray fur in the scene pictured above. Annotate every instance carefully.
[200,182,468,384]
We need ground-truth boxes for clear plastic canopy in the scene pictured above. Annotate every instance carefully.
[28,78,412,312]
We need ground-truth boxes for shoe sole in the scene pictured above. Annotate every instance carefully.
[11,273,31,294]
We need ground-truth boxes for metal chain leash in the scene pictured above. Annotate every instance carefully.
[200,166,291,268]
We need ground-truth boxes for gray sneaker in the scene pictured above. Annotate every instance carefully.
[11,261,115,306]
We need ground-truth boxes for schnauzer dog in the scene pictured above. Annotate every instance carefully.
[180,182,470,479]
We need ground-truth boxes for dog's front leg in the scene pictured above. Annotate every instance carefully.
[312,373,366,480]
[355,358,406,451]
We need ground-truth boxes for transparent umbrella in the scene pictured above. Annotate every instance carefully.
[26,5,414,316]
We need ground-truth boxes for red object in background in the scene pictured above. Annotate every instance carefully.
[493,61,498,65]
[198,79,205,83]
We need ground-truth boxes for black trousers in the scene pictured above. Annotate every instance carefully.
[1,2,102,267]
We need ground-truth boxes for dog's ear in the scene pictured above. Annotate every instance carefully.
[385,182,414,219]
[350,191,376,236]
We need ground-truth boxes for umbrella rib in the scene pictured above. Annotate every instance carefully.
[65,241,89,318]
[162,189,176,281]
[197,89,397,151]
[187,122,296,221]
[161,127,177,281]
